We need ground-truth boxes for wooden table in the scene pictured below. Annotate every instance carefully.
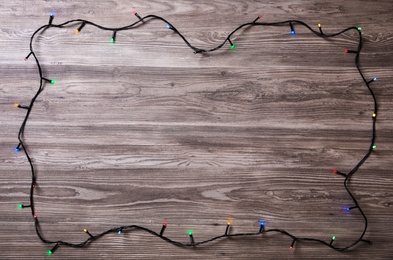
[1,0,392,259]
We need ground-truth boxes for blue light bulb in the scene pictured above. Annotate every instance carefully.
[15,147,21,152]
[166,25,171,29]
[290,30,296,35]
[259,220,266,226]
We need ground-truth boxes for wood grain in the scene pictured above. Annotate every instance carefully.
[1,0,393,259]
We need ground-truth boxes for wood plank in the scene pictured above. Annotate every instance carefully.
[1,0,393,259]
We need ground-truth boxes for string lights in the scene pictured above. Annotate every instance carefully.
[15,11,377,255]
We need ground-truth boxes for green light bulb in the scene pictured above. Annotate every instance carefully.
[48,250,53,256]
[372,145,376,149]
[18,204,23,209]
[188,230,193,236]
[110,37,115,43]
[332,235,336,240]
[230,44,236,49]
[357,27,362,31]
[50,79,56,85]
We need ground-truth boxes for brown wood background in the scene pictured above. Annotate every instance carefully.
[1,0,392,259]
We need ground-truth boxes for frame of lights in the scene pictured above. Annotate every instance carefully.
[15,12,378,255]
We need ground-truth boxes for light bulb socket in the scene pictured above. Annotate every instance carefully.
[332,169,347,177]
[42,77,54,84]
[189,234,195,245]
[49,244,59,254]
[76,22,86,34]
[290,22,295,34]
[318,24,323,35]
[15,143,22,152]
[111,31,117,43]
[228,39,236,49]
[24,52,32,61]
[15,104,29,109]
[367,78,377,84]
[166,25,175,31]
[290,239,296,249]
[330,236,336,245]
[225,224,230,235]
[253,14,263,23]
[258,220,266,233]
[84,229,94,238]
[259,225,264,233]
[346,206,358,212]
[360,239,372,245]
[48,14,54,25]
[133,11,143,21]
[159,223,167,236]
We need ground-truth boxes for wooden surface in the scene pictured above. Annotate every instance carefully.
[1,0,393,259]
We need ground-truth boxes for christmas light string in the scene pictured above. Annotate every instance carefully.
[15,12,378,255]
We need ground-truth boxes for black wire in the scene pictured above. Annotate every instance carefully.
[17,15,377,254]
